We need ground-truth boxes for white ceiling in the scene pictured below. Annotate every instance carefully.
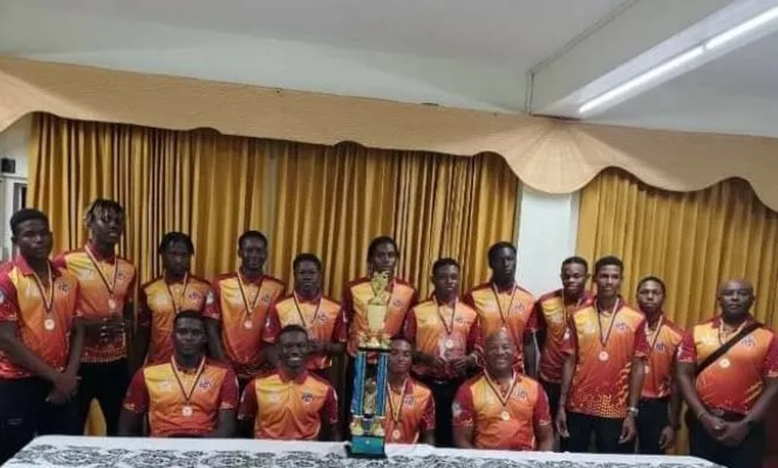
[1,0,778,138]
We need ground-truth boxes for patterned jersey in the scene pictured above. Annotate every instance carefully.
[641,315,684,399]
[383,378,435,444]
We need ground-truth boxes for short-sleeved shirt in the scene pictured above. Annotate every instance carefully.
[0,256,80,379]
[54,245,136,363]
[237,369,338,440]
[383,378,435,444]
[677,315,778,415]
[403,297,478,380]
[263,292,347,370]
[641,315,684,399]
[452,372,551,450]
[343,277,418,357]
[139,274,211,364]
[534,290,594,384]
[203,273,285,379]
[464,282,536,373]
[561,298,649,418]
[122,358,239,437]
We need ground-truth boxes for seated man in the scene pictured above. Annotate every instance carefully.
[452,328,553,451]
[239,324,340,440]
[384,337,435,445]
[118,310,238,437]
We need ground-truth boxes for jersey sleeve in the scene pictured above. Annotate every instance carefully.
[763,333,778,379]
[677,330,698,364]
[262,302,281,344]
[321,384,339,426]
[122,369,149,413]
[533,301,547,332]
[633,318,650,358]
[524,299,539,333]
[51,253,67,270]
[137,287,152,328]
[341,285,354,324]
[331,307,348,343]
[420,393,436,431]
[560,318,577,356]
[203,285,221,320]
[0,273,20,322]
[219,368,240,410]
[237,379,258,421]
[403,308,418,343]
[533,385,553,426]
[452,382,475,427]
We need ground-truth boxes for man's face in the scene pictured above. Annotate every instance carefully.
[561,262,588,297]
[13,219,52,262]
[370,242,397,275]
[484,330,515,375]
[718,280,754,319]
[387,339,413,376]
[637,280,665,315]
[278,330,309,370]
[432,264,459,298]
[88,209,125,245]
[162,241,192,276]
[489,247,516,282]
[173,317,206,357]
[294,260,321,297]
[595,265,622,299]
[239,237,267,272]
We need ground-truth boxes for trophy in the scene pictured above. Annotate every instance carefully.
[348,271,391,458]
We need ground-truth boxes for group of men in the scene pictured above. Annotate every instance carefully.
[0,199,775,468]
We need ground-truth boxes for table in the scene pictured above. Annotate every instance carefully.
[7,436,719,468]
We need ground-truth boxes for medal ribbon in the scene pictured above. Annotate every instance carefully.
[237,272,263,318]
[484,371,518,409]
[292,292,322,329]
[645,315,665,357]
[386,378,408,424]
[30,262,55,315]
[718,318,749,345]
[595,299,620,348]
[165,272,190,313]
[170,356,206,404]
[435,295,457,336]
[85,244,119,296]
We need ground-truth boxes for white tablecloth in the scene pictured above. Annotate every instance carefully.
[6,436,719,468]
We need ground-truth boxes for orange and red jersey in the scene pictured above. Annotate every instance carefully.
[122,357,239,437]
[452,372,551,450]
[464,282,537,373]
[403,297,478,380]
[0,256,80,379]
[343,276,417,357]
[383,378,435,444]
[54,245,136,363]
[640,315,684,399]
[534,290,594,384]
[203,272,285,379]
[238,369,338,440]
[677,315,778,415]
[561,298,649,418]
[139,274,211,364]
[263,292,346,370]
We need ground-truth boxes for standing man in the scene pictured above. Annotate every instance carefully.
[119,311,238,437]
[635,276,683,454]
[534,256,593,420]
[238,325,340,441]
[404,257,477,446]
[55,199,137,436]
[204,231,285,388]
[677,279,778,468]
[383,337,435,445]
[0,209,84,463]
[263,254,346,381]
[464,242,537,376]
[555,256,648,453]
[452,329,553,451]
[133,232,211,367]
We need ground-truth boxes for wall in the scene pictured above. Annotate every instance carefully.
[0,114,31,260]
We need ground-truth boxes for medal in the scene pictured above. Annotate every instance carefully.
[237,272,263,331]
[171,357,206,418]
[182,405,193,417]
[599,350,609,361]
[292,292,322,329]
[435,296,458,351]
[719,358,731,369]
[595,300,619,365]
[491,284,521,341]
[165,273,190,313]
[445,339,455,349]
[108,298,117,311]
[387,379,408,433]
[500,410,511,421]
[392,429,402,441]
[644,365,651,375]
[44,318,56,331]
[484,371,518,425]
[30,263,57,332]
[243,319,253,329]
[85,245,121,310]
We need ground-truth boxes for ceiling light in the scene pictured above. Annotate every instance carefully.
[578,46,704,114]
[705,5,778,50]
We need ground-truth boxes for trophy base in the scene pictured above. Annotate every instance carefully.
[347,436,386,459]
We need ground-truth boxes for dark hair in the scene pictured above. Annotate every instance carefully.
[432,257,460,275]
[488,241,516,264]
[278,324,309,340]
[238,230,268,249]
[10,209,49,236]
[293,253,322,271]
[367,236,399,260]
[173,310,205,328]
[158,231,195,255]
[594,255,623,275]
[561,256,589,272]
[390,336,414,347]
[637,275,666,294]
[85,199,124,226]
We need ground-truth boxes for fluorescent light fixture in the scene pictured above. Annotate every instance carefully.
[706,5,778,50]
[579,46,704,114]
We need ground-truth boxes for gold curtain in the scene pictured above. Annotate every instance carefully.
[29,113,520,434]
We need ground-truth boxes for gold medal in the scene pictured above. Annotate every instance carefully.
[108,298,117,311]
[719,358,731,369]
[181,405,193,417]
[392,429,402,440]
[445,339,455,349]
[44,318,56,331]
[599,350,609,362]
[644,365,651,375]
[500,410,510,421]
[171,357,206,420]
[243,319,253,330]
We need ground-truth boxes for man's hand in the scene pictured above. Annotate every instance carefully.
[308,340,327,355]
[555,408,569,438]
[716,420,750,448]
[448,355,475,376]
[658,425,676,450]
[619,415,637,443]
[699,412,727,438]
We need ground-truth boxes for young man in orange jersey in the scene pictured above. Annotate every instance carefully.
[404,258,477,446]
[556,256,648,453]
[0,209,84,463]
[384,337,435,445]
[452,328,553,451]
[204,231,285,388]
[119,311,238,437]
[133,232,211,368]
[634,276,683,454]
[677,279,778,468]
[464,242,537,377]
[55,199,137,436]
[238,324,340,441]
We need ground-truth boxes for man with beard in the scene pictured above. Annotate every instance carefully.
[677,279,778,468]
[238,325,340,440]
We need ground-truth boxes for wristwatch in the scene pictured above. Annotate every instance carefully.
[627,406,639,417]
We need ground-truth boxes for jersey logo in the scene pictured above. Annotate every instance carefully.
[301,392,314,403]
[740,336,756,348]
[206,291,215,305]
[655,342,667,352]
[198,379,213,390]
[615,322,629,333]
